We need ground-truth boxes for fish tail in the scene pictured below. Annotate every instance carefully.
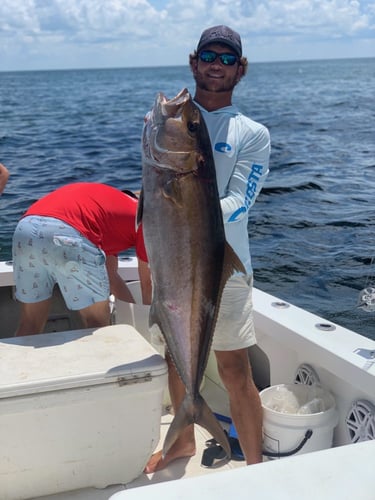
[195,394,231,458]
[162,393,231,459]
[162,393,195,458]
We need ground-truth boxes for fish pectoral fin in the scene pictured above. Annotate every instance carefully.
[162,178,184,207]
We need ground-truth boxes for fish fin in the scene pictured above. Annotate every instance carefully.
[162,394,231,459]
[195,244,247,385]
[222,242,246,283]
[195,394,231,458]
[136,187,144,227]
[162,393,195,458]
[162,178,184,207]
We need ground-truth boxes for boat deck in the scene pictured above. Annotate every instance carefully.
[33,378,246,500]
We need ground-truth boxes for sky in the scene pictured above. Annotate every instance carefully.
[0,0,374,71]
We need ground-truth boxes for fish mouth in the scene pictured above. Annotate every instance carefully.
[157,88,191,118]
[143,88,199,170]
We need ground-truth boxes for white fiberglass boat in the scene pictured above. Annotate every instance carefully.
[0,257,374,500]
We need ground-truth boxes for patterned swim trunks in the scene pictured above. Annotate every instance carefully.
[13,216,109,310]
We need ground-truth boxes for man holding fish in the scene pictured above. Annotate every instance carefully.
[140,25,270,472]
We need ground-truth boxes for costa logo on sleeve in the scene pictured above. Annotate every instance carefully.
[215,142,232,153]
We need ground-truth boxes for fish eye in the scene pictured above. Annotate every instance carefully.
[187,121,199,133]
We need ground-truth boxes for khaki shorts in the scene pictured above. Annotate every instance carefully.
[211,274,256,351]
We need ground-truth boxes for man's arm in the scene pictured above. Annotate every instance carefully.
[0,163,9,195]
[138,258,152,305]
[106,255,135,303]
[221,125,270,223]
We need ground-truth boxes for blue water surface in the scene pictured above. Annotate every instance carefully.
[0,59,374,339]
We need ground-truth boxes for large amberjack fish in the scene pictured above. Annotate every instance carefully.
[137,88,245,459]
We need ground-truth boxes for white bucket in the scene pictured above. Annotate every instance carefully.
[260,384,338,459]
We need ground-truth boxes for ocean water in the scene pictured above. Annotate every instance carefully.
[0,58,374,339]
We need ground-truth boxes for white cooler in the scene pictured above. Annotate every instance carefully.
[0,325,167,500]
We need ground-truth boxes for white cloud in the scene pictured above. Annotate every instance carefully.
[0,0,373,70]
[232,0,373,36]
[0,0,38,33]
[0,0,166,40]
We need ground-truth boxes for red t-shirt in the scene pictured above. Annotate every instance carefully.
[24,183,147,261]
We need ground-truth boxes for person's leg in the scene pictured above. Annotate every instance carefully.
[12,216,56,336]
[52,229,111,325]
[78,300,111,328]
[15,299,52,336]
[215,348,263,464]
[144,352,196,473]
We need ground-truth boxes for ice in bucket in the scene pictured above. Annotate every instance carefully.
[263,384,327,414]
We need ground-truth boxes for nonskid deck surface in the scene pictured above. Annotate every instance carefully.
[32,378,246,500]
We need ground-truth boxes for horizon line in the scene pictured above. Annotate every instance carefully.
[1,55,374,74]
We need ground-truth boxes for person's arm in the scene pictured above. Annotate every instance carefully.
[105,254,135,303]
[138,258,152,305]
[134,222,152,305]
[0,163,9,195]
[220,125,270,223]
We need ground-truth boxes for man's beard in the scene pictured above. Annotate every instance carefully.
[194,71,237,93]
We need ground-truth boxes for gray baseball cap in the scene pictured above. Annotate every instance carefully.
[196,25,242,57]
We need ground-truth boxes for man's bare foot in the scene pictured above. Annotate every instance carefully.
[144,442,196,474]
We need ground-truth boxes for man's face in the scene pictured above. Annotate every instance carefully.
[192,43,243,93]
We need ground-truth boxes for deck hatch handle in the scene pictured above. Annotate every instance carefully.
[117,373,153,386]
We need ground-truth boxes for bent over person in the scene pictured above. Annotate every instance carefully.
[145,25,270,472]
[13,182,151,336]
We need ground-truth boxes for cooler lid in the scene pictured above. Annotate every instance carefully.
[0,325,167,398]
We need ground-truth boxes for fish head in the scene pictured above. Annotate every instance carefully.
[142,88,210,174]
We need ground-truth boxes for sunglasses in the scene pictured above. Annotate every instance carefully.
[198,50,238,66]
